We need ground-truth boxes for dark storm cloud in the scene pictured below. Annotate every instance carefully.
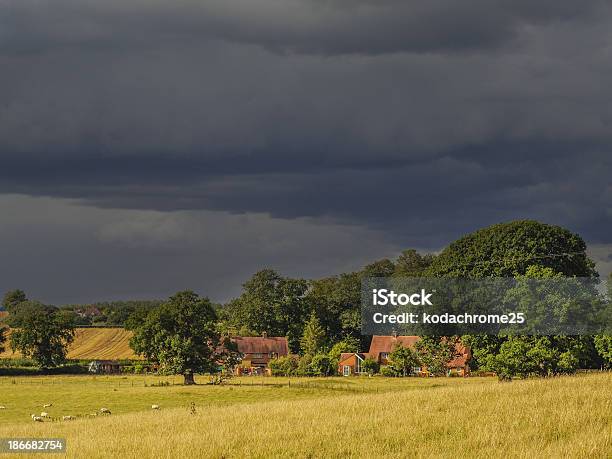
[0,0,606,56]
[1,0,612,303]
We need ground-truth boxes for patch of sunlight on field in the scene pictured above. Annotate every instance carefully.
[0,373,609,458]
[0,328,138,360]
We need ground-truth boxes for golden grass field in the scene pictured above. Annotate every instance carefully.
[0,328,139,360]
[0,373,609,458]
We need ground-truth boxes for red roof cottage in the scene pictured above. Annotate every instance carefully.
[338,335,471,376]
[232,334,289,376]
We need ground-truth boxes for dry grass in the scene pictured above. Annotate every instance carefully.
[0,373,609,458]
[0,328,138,360]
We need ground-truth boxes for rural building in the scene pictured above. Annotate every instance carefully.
[338,353,367,376]
[88,360,122,374]
[233,334,289,376]
[338,335,471,376]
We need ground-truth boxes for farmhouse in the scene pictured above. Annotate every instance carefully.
[232,334,289,376]
[338,335,471,377]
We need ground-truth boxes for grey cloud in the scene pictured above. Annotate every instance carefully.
[1,0,612,302]
[0,0,608,57]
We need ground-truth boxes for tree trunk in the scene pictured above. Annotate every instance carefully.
[183,373,196,385]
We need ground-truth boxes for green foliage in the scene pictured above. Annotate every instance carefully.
[387,344,420,376]
[415,336,458,376]
[268,355,299,376]
[8,301,76,369]
[300,312,327,356]
[489,336,581,381]
[296,354,314,376]
[310,353,334,376]
[594,335,612,368]
[427,220,597,278]
[60,300,162,327]
[394,249,436,277]
[361,358,380,375]
[307,272,362,345]
[380,365,398,377]
[2,289,27,313]
[222,270,309,352]
[128,290,236,385]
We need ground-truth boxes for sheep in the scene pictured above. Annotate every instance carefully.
[31,415,43,422]
[43,403,53,408]
[40,412,49,418]
[151,405,160,410]
[0,406,6,409]
[99,408,111,415]
[62,415,76,421]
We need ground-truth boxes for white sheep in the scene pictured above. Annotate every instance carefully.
[62,415,76,421]
[31,415,43,422]
[99,408,111,415]
[151,405,160,410]
[40,412,49,418]
[0,406,6,409]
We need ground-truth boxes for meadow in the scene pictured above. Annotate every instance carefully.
[0,372,610,458]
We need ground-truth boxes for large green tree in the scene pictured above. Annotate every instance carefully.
[222,270,309,351]
[427,220,597,278]
[300,312,327,356]
[387,344,420,376]
[2,289,27,314]
[427,220,599,372]
[128,291,235,385]
[9,301,76,369]
[394,249,436,277]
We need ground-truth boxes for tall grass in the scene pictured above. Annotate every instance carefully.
[0,373,609,458]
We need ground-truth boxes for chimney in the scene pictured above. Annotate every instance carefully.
[262,331,268,339]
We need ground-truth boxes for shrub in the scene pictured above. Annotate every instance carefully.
[380,366,397,377]
[310,354,333,376]
[361,358,379,375]
[269,356,299,376]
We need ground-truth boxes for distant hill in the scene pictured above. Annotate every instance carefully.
[0,327,141,360]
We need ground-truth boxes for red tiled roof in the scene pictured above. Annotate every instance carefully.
[232,336,289,356]
[367,335,420,357]
[367,335,471,367]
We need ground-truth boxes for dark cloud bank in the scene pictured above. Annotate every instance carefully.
[1,0,612,303]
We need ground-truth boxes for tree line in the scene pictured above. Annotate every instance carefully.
[1,220,611,383]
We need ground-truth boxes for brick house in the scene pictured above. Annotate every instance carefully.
[233,334,289,376]
[338,335,471,376]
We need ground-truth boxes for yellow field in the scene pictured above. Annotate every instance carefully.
[0,328,139,360]
[0,373,609,458]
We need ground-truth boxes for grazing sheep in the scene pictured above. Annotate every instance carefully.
[62,415,76,421]
[43,403,53,408]
[40,412,49,418]
[99,408,111,415]
[0,406,6,409]
[31,415,43,422]
[151,405,160,410]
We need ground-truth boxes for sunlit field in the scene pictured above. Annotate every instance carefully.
[0,373,610,458]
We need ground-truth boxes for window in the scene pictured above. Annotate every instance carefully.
[252,353,263,358]
[343,365,351,376]
[380,353,388,360]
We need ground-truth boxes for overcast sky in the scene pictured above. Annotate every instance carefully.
[1,0,612,304]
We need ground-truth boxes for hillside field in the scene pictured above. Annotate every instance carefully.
[0,328,138,360]
[0,373,609,458]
